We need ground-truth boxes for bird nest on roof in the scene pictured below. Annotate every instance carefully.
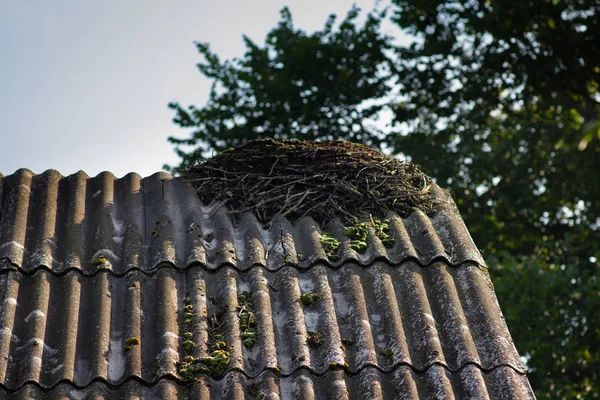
[184,139,433,225]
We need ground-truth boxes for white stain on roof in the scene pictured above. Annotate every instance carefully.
[24,310,45,323]
[162,331,179,342]
[30,355,42,366]
[111,217,125,237]
[237,279,250,293]
[107,330,125,381]
[0,241,24,251]
[3,297,17,306]
[42,238,57,248]
[355,341,376,366]
[0,328,19,344]
[69,388,86,400]
[155,347,179,375]
[110,215,125,244]
[332,291,350,317]
[91,249,120,262]
[303,309,319,331]
[297,276,314,292]
[159,347,179,358]
[29,249,62,268]
[15,338,57,354]
[50,363,64,375]
[291,375,314,398]
[332,379,348,392]
[370,313,382,324]
[356,248,373,264]
[13,337,34,352]
[279,378,294,399]
[73,357,89,385]
[200,202,222,219]
[233,233,246,261]
[266,231,286,258]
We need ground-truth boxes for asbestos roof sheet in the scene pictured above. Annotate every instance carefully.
[0,169,534,399]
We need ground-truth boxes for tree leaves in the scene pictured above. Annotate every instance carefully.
[391,1,600,397]
[167,6,395,172]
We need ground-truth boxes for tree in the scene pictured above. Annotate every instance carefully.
[390,0,600,397]
[167,6,395,172]
[167,1,600,397]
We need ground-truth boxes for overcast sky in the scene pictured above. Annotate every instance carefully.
[1,0,385,178]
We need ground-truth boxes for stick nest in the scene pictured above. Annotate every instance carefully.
[184,139,433,225]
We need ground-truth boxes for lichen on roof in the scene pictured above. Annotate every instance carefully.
[184,139,433,225]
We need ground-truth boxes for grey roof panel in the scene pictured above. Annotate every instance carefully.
[0,263,523,388]
[1,366,534,400]
[0,170,484,275]
[0,170,532,398]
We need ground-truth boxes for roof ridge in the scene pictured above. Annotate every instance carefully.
[0,362,528,392]
[0,257,488,278]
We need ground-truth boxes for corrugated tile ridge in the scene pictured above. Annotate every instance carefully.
[0,261,523,389]
[0,351,525,391]
[0,256,489,278]
[0,362,528,394]
[1,366,536,400]
[0,169,485,275]
[0,367,537,400]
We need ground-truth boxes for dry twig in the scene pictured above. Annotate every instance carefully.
[184,139,433,225]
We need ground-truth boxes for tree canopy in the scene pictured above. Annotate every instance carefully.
[391,2,599,396]
[168,6,395,172]
[167,1,600,397]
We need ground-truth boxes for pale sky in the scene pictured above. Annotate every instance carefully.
[0,0,385,178]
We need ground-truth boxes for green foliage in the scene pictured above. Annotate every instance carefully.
[391,0,600,257]
[390,1,600,397]
[300,292,321,307]
[238,292,258,349]
[167,5,395,172]
[92,256,106,266]
[168,1,600,396]
[124,337,140,352]
[177,296,231,380]
[306,331,323,348]
[492,251,599,399]
[380,348,394,361]
[198,348,230,377]
[320,232,340,260]
[344,217,395,251]
[344,222,369,252]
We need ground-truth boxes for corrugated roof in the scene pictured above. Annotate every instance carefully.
[0,169,534,399]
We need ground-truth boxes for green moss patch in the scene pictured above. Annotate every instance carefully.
[124,337,140,352]
[92,256,106,266]
[307,331,323,348]
[320,232,340,260]
[344,217,395,251]
[380,349,394,361]
[300,292,321,308]
[238,292,258,349]
[177,296,231,381]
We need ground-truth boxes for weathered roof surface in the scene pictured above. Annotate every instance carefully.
[0,169,534,399]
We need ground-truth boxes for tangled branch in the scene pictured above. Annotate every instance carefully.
[184,139,433,225]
